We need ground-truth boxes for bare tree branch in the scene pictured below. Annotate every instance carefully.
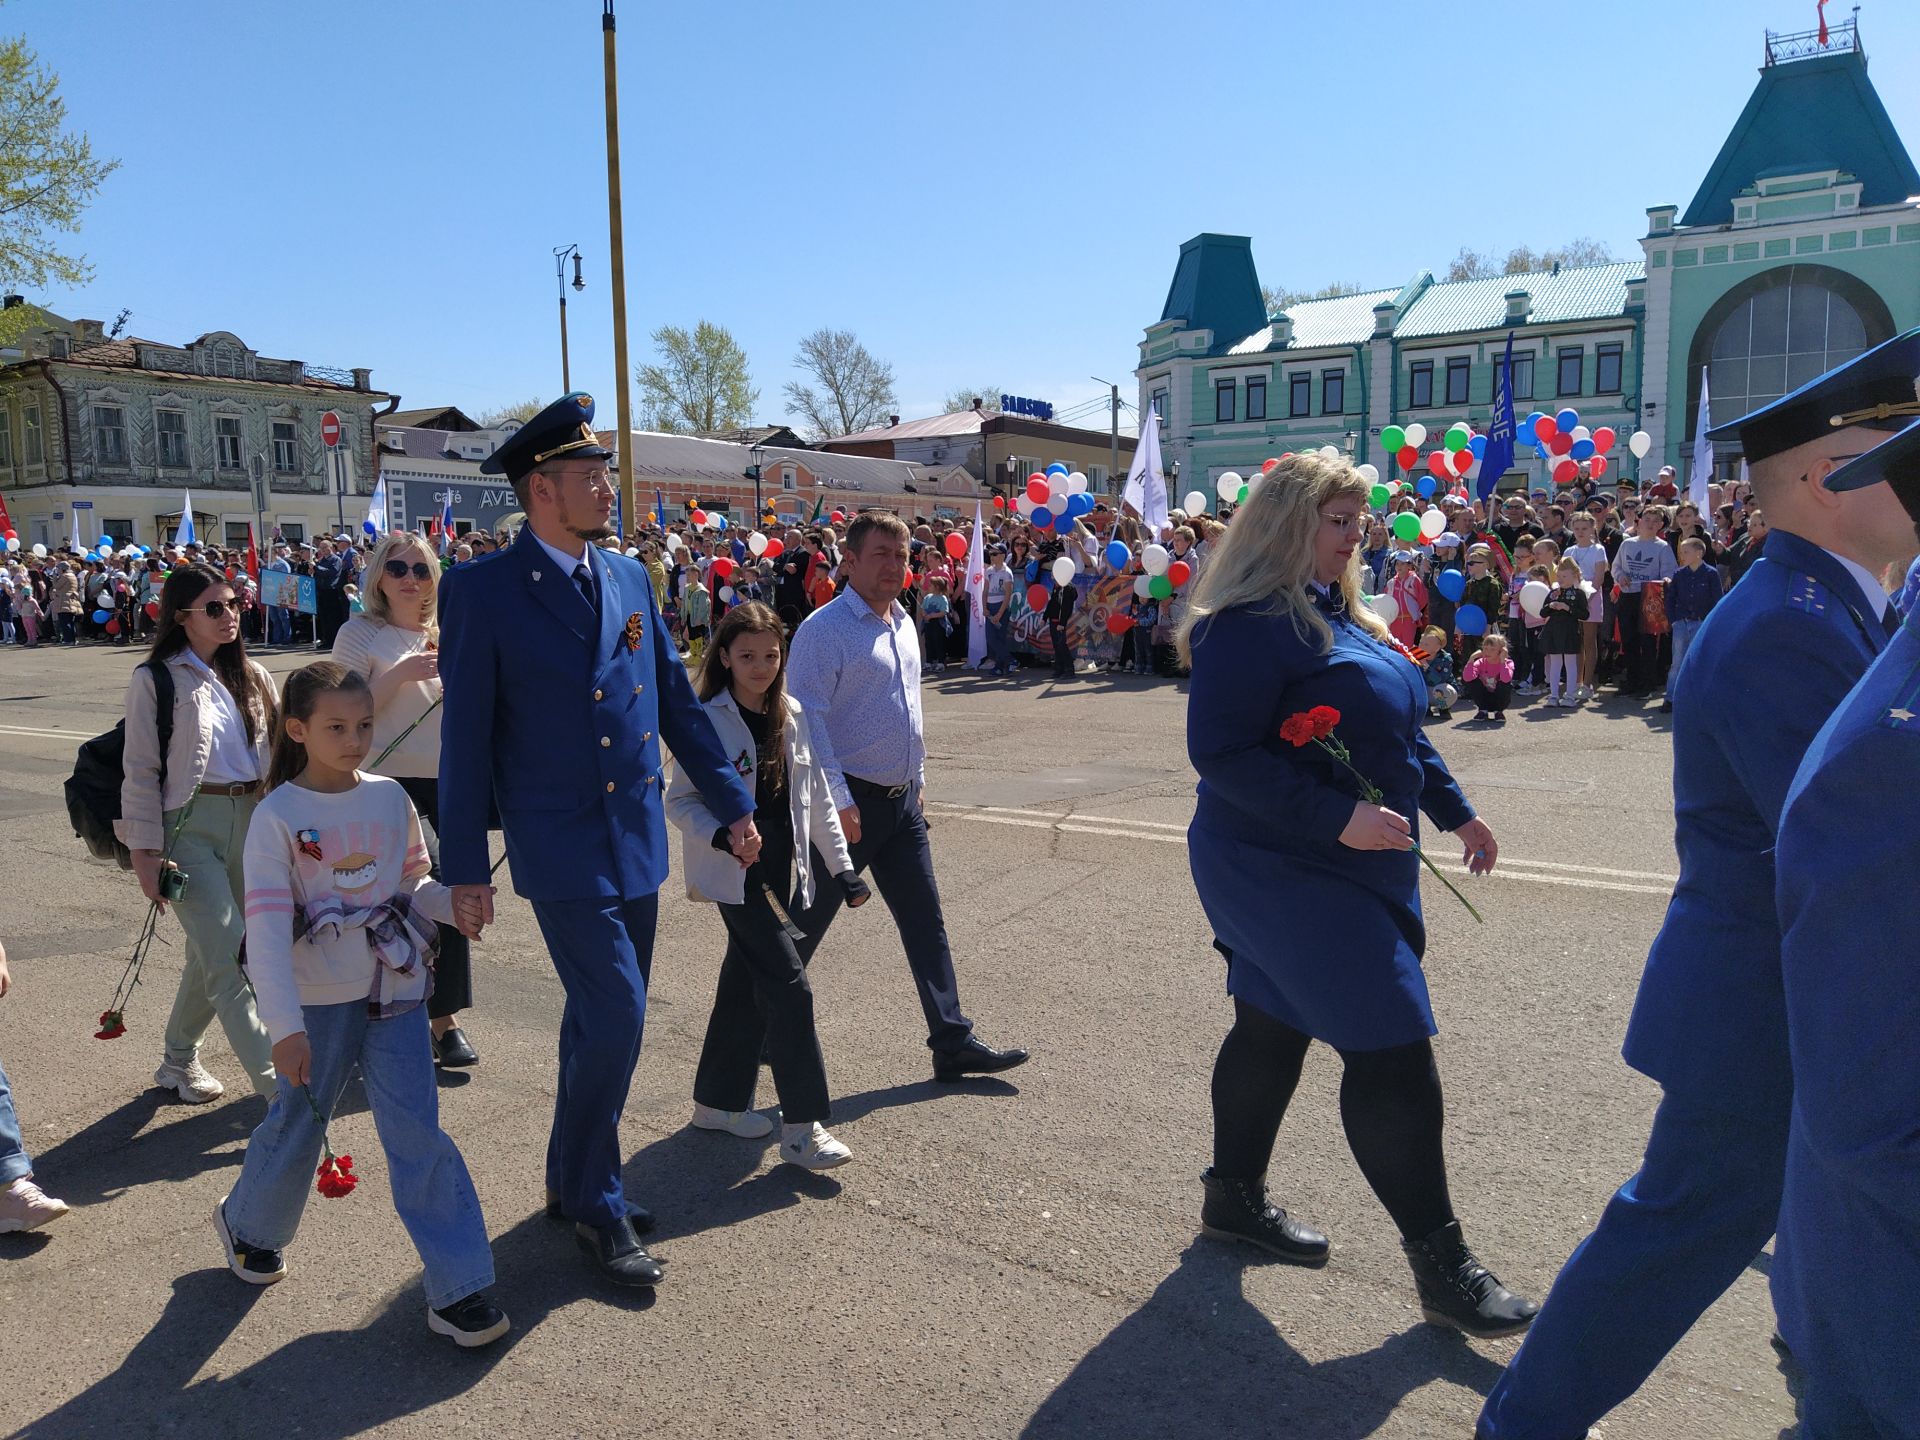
[783,328,898,440]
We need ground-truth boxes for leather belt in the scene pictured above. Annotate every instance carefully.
[845,774,909,801]
[199,781,260,797]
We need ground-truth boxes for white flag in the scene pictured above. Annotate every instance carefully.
[363,476,388,538]
[69,506,82,554]
[1690,366,1714,513]
[1122,400,1171,536]
[965,499,987,669]
[175,489,196,546]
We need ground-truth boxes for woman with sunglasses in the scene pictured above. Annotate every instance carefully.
[329,533,477,1068]
[119,564,281,1103]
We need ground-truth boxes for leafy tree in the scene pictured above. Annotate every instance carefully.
[636,320,759,434]
[479,398,543,426]
[783,328,898,439]
[1444,237,1616,282]
[0,31,118,344]
[940,387,1002,415]
[1261,281,1361,316]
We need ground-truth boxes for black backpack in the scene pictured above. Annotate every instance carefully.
[66,660,174,869]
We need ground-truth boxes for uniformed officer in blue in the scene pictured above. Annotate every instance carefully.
[437,392,757,1289]
[1480,330,1920,1439]
[1772,418,1920,1439]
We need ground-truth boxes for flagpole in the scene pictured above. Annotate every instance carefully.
[602,0,637,544]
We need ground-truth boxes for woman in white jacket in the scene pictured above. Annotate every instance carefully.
[666,602,868,1170]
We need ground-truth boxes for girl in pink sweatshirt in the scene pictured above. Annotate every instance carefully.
[1461,632,1516,723]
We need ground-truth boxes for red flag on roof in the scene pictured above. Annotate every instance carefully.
[1818,0,1829,44]
[246,524,261,581]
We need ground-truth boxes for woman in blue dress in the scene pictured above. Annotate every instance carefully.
[1178,452,1538,1339]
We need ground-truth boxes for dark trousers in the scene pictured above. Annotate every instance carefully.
[394,776,472,1020]
[1507,619,1543,687]
[793,777,971,1051]
[315,590,348,650]
[1465,677,1512,713]
[1616,591,1653,692]
[1048,621,1072,676]
[527,893,657,1227]
[693,882,830,1123]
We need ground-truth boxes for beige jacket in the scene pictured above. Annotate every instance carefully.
[116,653,276,852]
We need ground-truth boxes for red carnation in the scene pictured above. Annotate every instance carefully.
[1305,705,1341,738]
[316,1154,358,1199]
[1278,713,1317,747]
[94,1009,127,1041]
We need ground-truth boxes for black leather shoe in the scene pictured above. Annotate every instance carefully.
[546,1187,653,1234]
[932,1035,1030,1082]
[1199,1167,1330,1266]
[434,1027,478,1068]
[574,1216,664,1288]
[1402,1220,1539,1338]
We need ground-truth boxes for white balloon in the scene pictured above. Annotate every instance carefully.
[1050,556,1076,587]
[1047,477,1069,506]
[1066,471,1089,495]
[1368,592,1400,625]
[31,543,47,557]
[4,537,17,552]
[1184,490,1209,515]
[1317,444,1341,462]
[1571,425,1592,443]
[1133,574,1153,598]
[1215,471,1243,502]
[1403,422,1428,449]
[1356,463,1380,483]
[747,531,768,556]
[719,585,736,603]
[1014,491,1036,516]
[624,546,640,557]
[1141,543,1171,577]
[1520,580,1551,617]
[1629,430,1653,459]
[1420,508,1447,540]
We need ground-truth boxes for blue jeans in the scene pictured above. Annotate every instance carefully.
[1668,619,1702,691]
[268,605,292,644]
[223,1000,494,1309]
[0,1052,33,1186]
[1477,1091,1788,1439]
[986,613,1012,672]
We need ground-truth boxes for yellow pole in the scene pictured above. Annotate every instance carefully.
[602,0,635,534]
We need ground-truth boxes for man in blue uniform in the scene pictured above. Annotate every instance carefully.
[437,393,758,1288]
[1773,419,1920,1438]
[1479,332,1920,1439]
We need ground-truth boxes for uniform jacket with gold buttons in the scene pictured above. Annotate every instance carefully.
[437,526,753,901]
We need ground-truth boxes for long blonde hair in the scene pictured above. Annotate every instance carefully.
[361,533,440,643]
[1175,452,1389,666]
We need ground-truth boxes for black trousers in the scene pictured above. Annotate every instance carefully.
[1616,591,1653,692]
[692,881,830,1123]
[394,775,473,1020]
[1048,621,1072,675]
[1464,677,1513,713]
[315,590,348,650]
[793,777,971,1050]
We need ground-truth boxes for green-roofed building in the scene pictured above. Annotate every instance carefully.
[1137,17,1920,501]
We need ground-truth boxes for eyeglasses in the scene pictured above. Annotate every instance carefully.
[1319,511,1364,534]
[200,597,243,618]
[384,559,436,581]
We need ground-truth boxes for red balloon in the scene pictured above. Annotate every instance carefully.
[2,529,14,540]
[1026,478,1051,504]
[830,510,846,524]
[1591,426,1617,453]
[1533,416,1557,442]
[1026,583,1049,610]
[145,600,160,619]
[1028,471,1048,487]
[711,557,735,581]
[944,532,967,560]
[764,538,784,559]
[1105,612,1134,635]
[992,494,1006,509]
[1451,447,1474,475]
[105,618,121,635]
[1167,560,1192,587]
[1396,444,1419,472]
[1548,432,1573,456]
[903,570,917,589]
[690,508,708,526]
[1591,455,1610,477]
[1260,457,1281,474]
[1553,458,1580,484]
[1426,451,1451,479]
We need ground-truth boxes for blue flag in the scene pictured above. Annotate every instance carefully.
[1478,332,1517,504]
[656,487,667,526]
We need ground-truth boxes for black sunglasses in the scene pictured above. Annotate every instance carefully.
[200,597,244,618]
[384,559,435,581]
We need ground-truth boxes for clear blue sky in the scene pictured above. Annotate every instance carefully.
[15,0,1920,435]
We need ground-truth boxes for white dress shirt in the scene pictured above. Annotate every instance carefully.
[180,649,261,784]
[786,587,926,811]
[1827,548,1891,622]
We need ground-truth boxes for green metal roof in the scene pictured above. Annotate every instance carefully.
[1225,287,1398,354]
[1160,234,1267,348]
[1682,49,1920,226]
[1393,261,1642,338]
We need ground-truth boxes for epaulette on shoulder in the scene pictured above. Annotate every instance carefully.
[1783,571,1832,617]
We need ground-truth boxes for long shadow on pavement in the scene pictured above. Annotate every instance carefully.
[1023,1241,1505,1440]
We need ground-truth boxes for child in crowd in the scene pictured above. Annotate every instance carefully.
[666,603,868,1170]
[0,940,72,1235]
[1507,542,1541,694]
[1460,547,1505,662]
[219,662,505,1347]
[1567,511,1610,699]
[1427,534,1462,643]
[1519,562,1552,693]
[684,575,713,663]
[1462,631,1515,723]
[1419,625,1457,719]
[1541,558,1591,707]
[1663,536,1722,711]
[15,586,43,647]
[1127,587,1159,675]
[1388,552,1427,648]
[343,583,362,616]
[919,575,952,673]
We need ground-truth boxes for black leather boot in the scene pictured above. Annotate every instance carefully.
[1199,1167,1330,1266]
[1401,1220,1539,1338]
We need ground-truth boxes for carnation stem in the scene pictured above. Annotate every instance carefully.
[1312,737,1484,924]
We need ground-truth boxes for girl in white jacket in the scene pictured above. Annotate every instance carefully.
[666,602,868,1170]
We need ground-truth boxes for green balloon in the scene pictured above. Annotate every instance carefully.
[1368,484,1391,508]
[1149,574,1174,600]
[1391,512,1422,541]
[1444,426,1470,452]
[1381,425,1405,452]
[1236,483,1250,504]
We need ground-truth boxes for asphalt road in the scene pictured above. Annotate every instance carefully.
[0,640,1794,1439]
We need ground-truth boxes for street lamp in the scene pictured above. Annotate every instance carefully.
[553,243,585,391]
[1004,453,1021,512]
[1344,430,1358,461]
[748,442,765,524]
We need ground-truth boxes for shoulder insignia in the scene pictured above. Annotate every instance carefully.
[1784,573,1829,615]
[1877,654,1920,732]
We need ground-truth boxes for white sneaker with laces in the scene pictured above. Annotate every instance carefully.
[154,1055,224,1104]
[691,1102,773,1139]
[779,1122,853,1170]
[0,1175,71,1233]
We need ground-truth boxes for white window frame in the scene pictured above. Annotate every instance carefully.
[155,407,190,469]
[215,414,244,471]
[22,400,42,465]
[271,419,298,473]
[781,465,796,492]
[92,403,128,465]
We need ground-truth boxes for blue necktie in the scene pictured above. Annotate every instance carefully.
[573,562,598,616]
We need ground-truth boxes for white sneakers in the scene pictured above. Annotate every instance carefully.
[691,1103,774,1139]
[779,1122,853,1171]
[0,1175,70,1233]
[154,1056,224,1103]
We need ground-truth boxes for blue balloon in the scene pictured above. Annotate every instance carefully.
[1436,568,1467,602]
[92,609,112,623]
[1045,463,1070,479]
[1469,435,1487,459]
[1455,603,1488,636]
[1105,540,1131,569]
[1070,493,1095,518]
[711,514,728,530]
[97,536,112,549]
[1525,411,1546,432]
[1031,507,1055,530]
[1555,407,1580,434]
[1416,476,1437,498]
[1570,438,1596,460]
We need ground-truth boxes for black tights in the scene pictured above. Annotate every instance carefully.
[1211,997,1455,1242]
